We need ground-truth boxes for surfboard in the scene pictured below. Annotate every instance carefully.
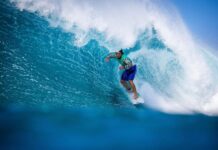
[127,92,144,105]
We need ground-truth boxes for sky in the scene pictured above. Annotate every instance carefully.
[171,0,218,49]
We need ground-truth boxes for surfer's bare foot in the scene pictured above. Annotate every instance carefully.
[133,94,138,99]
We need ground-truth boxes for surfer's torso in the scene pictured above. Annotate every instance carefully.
[107,52,133,70]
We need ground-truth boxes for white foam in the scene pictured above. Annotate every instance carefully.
[11,0,157,49]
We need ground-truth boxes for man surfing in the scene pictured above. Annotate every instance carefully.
[105,49,139,100]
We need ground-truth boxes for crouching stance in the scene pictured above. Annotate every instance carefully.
[105,49,138,99]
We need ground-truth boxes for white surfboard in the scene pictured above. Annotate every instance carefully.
[127,92,144,105]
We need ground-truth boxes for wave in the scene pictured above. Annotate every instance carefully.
[8,0,218,115]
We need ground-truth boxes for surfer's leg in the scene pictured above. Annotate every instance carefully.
[121,70,131,91]
[120,80,131,91]
[129,80,138,99]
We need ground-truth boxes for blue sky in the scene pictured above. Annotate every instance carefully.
[171,0,218,49]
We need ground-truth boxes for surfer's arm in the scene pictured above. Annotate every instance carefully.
[106,52,116,59]
[123,57,133,69]
[105,52,116,62]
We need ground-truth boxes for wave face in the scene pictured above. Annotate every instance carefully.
[1,0,218,115]
[0,0,130,109]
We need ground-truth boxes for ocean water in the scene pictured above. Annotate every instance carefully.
[0,0,218,149]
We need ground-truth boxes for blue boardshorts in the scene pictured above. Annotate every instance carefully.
[121,65,137,81]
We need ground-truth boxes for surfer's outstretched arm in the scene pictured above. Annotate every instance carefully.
[105,52,116,62]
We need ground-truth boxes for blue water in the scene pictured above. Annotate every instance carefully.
[0,1,218,149]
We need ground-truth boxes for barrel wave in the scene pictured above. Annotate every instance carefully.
[1,0,218,115]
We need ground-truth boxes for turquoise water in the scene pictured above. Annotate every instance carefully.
[0,0,128,108]
[0,1,218,149]
[1,106,218,150]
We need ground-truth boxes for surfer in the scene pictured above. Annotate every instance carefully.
[105,49,138,99]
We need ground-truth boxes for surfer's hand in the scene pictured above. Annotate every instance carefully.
[105,57,110,62]
[119,66,124,70]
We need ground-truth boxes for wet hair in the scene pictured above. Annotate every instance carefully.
[118,49,124,55]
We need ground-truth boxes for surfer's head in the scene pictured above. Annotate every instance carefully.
[116,49,123,59]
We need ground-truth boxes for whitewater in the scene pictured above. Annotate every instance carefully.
[3,0,218,115]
